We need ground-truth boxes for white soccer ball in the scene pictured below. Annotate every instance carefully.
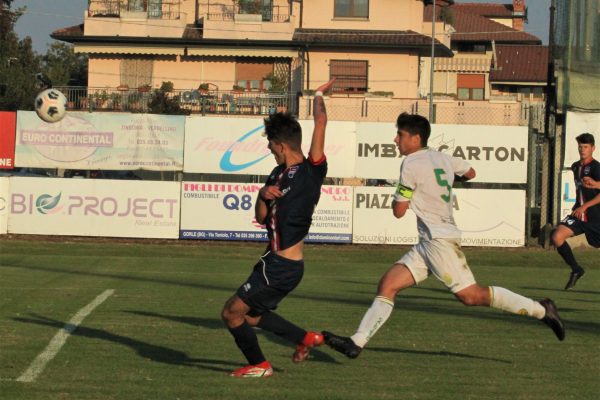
[35,88,67,123]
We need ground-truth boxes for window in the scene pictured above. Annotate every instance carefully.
[334,0,368,18]
[235,61,274,91]
[457,74,485,100]
[238,0,273,20]
[330,60,368,93]
[120,58,153,88]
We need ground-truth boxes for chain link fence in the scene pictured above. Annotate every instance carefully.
[298,97,533,126]
[554,0,600,112]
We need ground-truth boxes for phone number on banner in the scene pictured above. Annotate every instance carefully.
[180,230,352,243]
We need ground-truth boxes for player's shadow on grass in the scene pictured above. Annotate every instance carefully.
[522,286,600,297]
[13,314,245,373]
[123,310,341,364]
[124,310,224,330]
[367,347,512,364]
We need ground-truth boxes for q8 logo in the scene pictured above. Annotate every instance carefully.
[223,194,253,211]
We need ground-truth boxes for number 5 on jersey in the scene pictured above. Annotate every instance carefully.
[434,168,452,203]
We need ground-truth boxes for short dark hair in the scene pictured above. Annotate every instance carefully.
[576,132,595,146]
[396,112,431,146]
[264,112,302,151]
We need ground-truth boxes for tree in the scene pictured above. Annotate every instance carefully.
[42,42,88,87]
[0,1,41,110]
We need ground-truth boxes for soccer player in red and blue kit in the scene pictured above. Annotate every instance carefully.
[552,133,600,289]
[221,79,336,378]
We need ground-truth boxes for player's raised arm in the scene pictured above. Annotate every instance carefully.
[308,78,336,162]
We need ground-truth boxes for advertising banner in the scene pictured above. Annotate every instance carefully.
[564,111,600,169]
[0,111,16,169]
[560,170,575,220]
[355,123,528,183]
[183,117,356,178]
[7,177,180,238]
[15,111,185,171]
[180,181,352,243]
[0,177,8,234]
[352,187,525,247]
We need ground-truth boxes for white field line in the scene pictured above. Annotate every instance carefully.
[16,289,115,383]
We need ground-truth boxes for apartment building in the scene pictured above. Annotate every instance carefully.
[52,0,451,108]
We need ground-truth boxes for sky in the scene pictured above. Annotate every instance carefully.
[14,0,551,54]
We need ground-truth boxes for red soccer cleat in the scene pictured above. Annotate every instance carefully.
[229,361,273,378]
[292,331,324,363]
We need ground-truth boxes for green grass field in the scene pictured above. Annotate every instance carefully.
[0,237,598,400]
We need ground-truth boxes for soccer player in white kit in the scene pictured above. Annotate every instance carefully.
[324,113,565,358]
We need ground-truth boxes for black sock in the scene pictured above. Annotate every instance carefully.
[257,312,306,344]
[228,320,265,365]
[557,242,584,272]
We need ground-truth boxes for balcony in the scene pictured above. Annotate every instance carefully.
[200,1,294,40]
[203,2,291,23]
[86,1,187,38]
[56,86,292,116]
[89,0,182,20]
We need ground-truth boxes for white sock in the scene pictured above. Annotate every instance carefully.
[350,296,394,348]
[489,286,545,319]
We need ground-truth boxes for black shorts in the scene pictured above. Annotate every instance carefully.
[559,216,600,248]
[236,251,304,316]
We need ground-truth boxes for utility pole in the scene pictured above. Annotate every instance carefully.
[429,0,436,121]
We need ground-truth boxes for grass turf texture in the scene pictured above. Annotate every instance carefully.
[0,237,598,399]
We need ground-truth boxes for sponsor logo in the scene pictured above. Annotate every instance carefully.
[219,126,270,172]
[357,136,525,162]
[355,192,459,209]
[243,283,251,292]
[11,193,177,218]
[288,166,298,178]
[35,193,64,214]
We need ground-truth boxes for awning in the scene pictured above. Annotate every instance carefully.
[187,47,298,58]
[74,45,184,55]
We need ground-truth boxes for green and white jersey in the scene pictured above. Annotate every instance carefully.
[393,147,471,240]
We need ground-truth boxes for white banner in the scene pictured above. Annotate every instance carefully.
[180,181,352,243]
[560,170,575,220]
[564,111,600,169]
[352,187,525,247]
[183,117,356,178]
[355,123,528,183]
[0,177,8,234]
[7,177,180,238]
[15,111,185,171]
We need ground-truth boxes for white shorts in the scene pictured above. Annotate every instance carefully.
[397,238,476,293]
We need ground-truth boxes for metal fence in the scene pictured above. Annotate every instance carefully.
[202,2,291,23]
[554,0,600,111]
[88,0,182,20]
[298,96,537,126]
[55,87,293,116]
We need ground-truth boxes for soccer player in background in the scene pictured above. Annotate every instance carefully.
[221,79,335,378]
[551,133,600,290]
[323,113,565,359]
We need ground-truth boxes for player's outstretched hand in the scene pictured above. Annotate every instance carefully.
[315,78,336,95]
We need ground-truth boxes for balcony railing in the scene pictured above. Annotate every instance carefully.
[202,2,290,22]
[89,0,182,19]
[55,86,292,116]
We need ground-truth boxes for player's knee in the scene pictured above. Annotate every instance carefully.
[550,229,562,247]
